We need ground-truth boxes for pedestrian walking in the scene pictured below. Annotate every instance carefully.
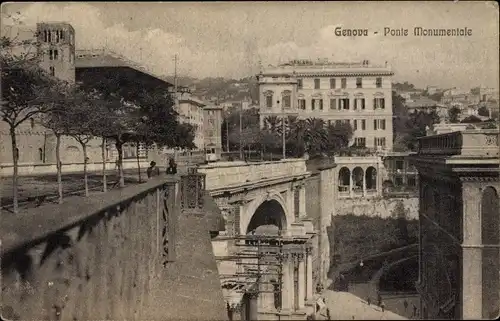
[326,308,331,320]
[146,161,160,179]
[367,297,371,306]
[404,299,408,312]
[412,304,418,318]
[377,294,382,307]
[380,301,386,313]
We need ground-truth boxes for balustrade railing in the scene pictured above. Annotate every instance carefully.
[180,172,206,214]
[418,129,499,156]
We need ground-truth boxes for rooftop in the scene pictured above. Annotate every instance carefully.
[260,59,393,77]
[75,49,172,87]
[405,97,440,108]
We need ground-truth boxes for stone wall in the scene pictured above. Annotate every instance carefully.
[198,158,308,191]
[0,176,228,321]
[334,196,419,220]
[303,165,337,290]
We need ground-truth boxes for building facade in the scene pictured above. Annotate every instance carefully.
[411,127,500,319]
[173,86,206,150]
[258,59,394,150]
[203,104,223,160]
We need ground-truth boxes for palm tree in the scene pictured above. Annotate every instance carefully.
[304,118,328,155]
[263,115,281,132]
[286,118,307,157]
[325,121,353,155]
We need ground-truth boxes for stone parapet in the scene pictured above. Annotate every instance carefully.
[198,158,309,191]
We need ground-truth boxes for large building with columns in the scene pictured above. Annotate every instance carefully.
[257,59,394,150]
[411,126,499,319]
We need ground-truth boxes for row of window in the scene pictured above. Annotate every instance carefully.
[297,77,383,90]
[326,119,387,131]
[354,137,387,147]
[42,29,65,43]
[267,97,386,110]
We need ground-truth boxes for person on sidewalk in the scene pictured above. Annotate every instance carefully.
[166,158,177,175]
[380,301,386,313]
[412,304,418,318]
[404,299,408,312]
[147,161,160,179]
[367,297,371,306]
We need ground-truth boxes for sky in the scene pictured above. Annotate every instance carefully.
[1,1,499,90]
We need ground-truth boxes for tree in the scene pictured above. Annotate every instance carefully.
[324,121,353,154]
[263,115,281,132]
[1,27,68,213]
[392,200,410,245]
[448,106,461,123]
[43,88,98,198]
[77,68,190,187]
[478,106,490,117]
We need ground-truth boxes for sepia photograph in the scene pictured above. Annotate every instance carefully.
[0,1,498,320]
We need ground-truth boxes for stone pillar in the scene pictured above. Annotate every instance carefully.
[299,185,306,218]
[349,171,354,198]
[281,253,293,312]
[298,254,306,310]
[362,170,367,197]
[461,183,482,319]
[248,292,259,321]
[306,247,313,301]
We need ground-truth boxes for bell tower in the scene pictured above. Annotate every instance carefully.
[36,22,75,83]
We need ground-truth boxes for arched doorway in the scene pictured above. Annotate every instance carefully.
[338,167,350,192]
[365,166,377,190]
[246,199,287,234]
[352,167,364,193]
[481,186,499,319]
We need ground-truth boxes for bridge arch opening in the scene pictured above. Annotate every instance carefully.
[481,186,499,319]
[338,167,350,192]
[246,199,287,234]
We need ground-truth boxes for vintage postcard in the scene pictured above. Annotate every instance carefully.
[1,1,499,320]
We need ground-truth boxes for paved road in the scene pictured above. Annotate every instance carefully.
[316,280,407,320]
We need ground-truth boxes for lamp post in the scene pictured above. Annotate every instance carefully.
[279,99,286,159]
[239,102,243,160]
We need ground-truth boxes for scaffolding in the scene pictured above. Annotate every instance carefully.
[217,234,285,298]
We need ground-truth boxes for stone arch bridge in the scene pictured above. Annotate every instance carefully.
[197,159,311,237]
[197,159,318,320]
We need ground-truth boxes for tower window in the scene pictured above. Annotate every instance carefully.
[43,30,48,42]
[38,148,44,162]
[54,49,58,60]
[59,30,64,40]
[47,30,52,42]
[49,66,55,76]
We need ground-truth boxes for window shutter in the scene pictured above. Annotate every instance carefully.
[373,98,377,109]
[374,119,378,130]
[362,99,365,109]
